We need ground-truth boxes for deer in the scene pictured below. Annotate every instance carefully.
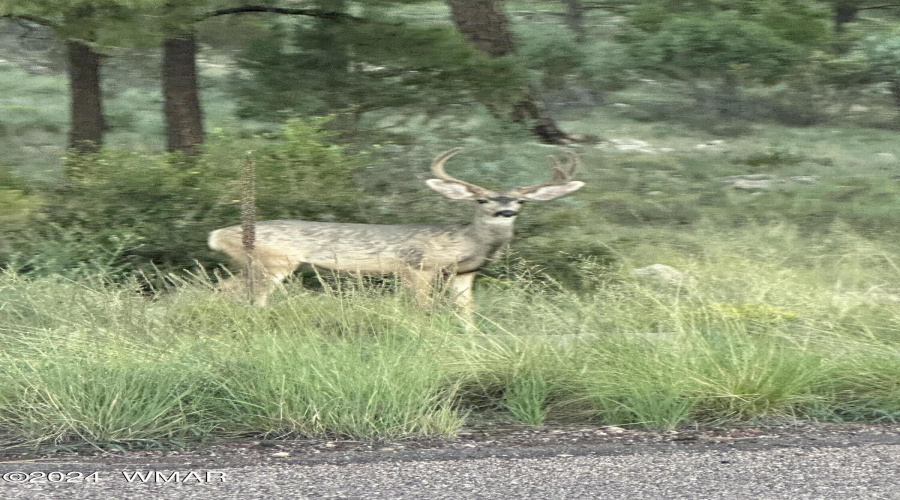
[207,148,585,319]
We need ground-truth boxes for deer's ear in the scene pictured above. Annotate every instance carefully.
[426,179,479,200]
[520,181,585,201]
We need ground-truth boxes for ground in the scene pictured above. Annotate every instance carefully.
[1,423,900,498]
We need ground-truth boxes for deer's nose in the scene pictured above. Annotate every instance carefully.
[495,210,518,217]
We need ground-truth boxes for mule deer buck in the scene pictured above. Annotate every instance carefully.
[208,148,584,317]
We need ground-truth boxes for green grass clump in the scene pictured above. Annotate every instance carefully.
[2,223,900,448]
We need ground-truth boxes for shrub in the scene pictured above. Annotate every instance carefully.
[0,169,42,259]
[3,119,363,278]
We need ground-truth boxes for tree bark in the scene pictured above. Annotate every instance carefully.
[564,0,586,43]
[834,1,859,33]
[66,39,104,153]
[890,80,900,109]
[163,33,205,155]
[445,0,572,144]
[446,0,517,56]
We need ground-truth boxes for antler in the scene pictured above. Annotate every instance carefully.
[430,148,486,191]
[517,152,581,193]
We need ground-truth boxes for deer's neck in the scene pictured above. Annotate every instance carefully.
[466,215,516,247]
[444,216,515,274]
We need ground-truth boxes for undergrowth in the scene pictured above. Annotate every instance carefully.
[1,224,899,449]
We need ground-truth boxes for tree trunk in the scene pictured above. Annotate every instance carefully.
[163,33,204,155]
[67,39,104,153]
[445,0,572,145]
[564,0,585,43]
[890,80,900,110]
[834,2,859,34]
[716,72,742,119]
[446,0,517,57]
[303,0,351,110]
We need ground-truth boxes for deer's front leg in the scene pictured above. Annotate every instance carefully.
[401,269,437,308]
[247,255,300,306]
[449,272,476,326]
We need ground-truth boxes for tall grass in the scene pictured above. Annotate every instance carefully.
[1,223,899,448]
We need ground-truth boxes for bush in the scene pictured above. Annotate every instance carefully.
[855,30,900,114]
[627,12,804,84]
[2,118,363,278]
[0,169,42,258]
[517,26,631,112]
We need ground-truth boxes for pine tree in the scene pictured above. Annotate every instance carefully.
[2,3,111,153]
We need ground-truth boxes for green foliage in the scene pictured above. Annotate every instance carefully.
[753,0,830,47]
[809,49,874,88]
[5,220,900,446]
[0,0,172,50]
[626,0,829,45]
[0,169,40,227]
[857,29,900,82]
[517,23,631,96]
[629,11,803,83]
[518,24,584,89]
[504,371,550,425]
[214,333,462,438]
[3,118,362,277]
[621,0,829,120]
[232,14,526,123]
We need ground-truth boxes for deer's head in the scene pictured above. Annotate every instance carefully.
[425,148,585,222]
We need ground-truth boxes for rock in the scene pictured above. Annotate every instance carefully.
[789,175,819,184]
[567,133,601,145]
[695,140,725,150]
[646,191,663,196]
[722,174,812,190]
[25,65,52,75]
[732,179,775,191]
[611,138,650,147]
[721,174,773,183]
[849,104,869,112]
[271,452,290,458]
[608,138,655,154]
[568,85,600,106]
[632,264,693,287]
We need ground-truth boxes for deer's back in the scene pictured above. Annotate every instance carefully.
[209,220,476,272]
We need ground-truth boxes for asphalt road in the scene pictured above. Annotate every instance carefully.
[2,424,899,499]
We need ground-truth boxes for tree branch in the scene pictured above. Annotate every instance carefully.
[859,3,900,10]
[198,6,364,23]
[1,14,61,30]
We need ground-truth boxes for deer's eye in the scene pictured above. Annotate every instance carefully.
[476,199,489,204]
